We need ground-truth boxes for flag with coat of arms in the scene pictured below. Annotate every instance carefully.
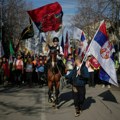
[87,20,118,86]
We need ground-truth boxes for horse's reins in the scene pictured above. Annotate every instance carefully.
[51,60,62,77]
[56,64,62,77]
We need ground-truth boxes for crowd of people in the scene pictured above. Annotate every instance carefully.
[0,37,119,117]
[0,50,100,88]
[0,37,115,88]
[0,52,48,87]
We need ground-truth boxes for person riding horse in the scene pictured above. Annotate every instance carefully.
[45,37,65,106]
[46,37,65,75]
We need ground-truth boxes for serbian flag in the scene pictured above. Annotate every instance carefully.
[73,27,88,57]
[80,31,88,57]
[99,67,111,82]
[27,2,63,32]
[88,20,118,86]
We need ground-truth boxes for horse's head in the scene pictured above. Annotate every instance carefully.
[49,46,58,67]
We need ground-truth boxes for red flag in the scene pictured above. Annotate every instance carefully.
[64,31,69,58]
[89,56,100,69]
[27,2,63,32]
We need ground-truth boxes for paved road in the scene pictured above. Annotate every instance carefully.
[0,84,120,120]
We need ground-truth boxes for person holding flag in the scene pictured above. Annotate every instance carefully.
[65,56,89,117]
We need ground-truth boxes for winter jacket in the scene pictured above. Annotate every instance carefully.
[65,64,89,86]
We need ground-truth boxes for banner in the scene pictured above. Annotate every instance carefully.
[88,20,118,86]
[20,19,34,40]
[27,2,63,32]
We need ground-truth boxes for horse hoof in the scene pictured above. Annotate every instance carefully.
[52,104,55,108]
[48,99,52,103]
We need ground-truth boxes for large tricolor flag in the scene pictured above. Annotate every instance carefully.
[99,67,111,83]
[88,20,118,86]
[27,2,63,32]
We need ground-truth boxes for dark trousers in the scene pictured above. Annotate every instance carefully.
[26,72,33,86]
[15,70,22,86]
[72,85,86,111]
[37,72,44,86]
[89,72,95,87]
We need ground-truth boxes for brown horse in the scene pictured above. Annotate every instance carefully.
[47,48,65,106]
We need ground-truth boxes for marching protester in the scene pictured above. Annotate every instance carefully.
[2,56,10,86]
[86,55,95,87]
[65,56,89,117]
[36,55,45,87]
[8,55,15,85]
[0,58,4,84]
[13,54,24,87]
[25,57,34,87]
[32,55,39,85]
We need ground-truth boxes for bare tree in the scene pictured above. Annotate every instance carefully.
[1,0,33,57]
[71,0,120,40]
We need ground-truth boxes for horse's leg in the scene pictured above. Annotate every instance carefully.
[55,81,60,105]
[48,80,53,102]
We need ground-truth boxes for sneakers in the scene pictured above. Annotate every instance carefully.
[107,85,111,89]
[75,111,80,117]
[75,109,82,117]
[102,84,111,88]
[102,84,105,88]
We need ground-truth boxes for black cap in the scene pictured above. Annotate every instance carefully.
[53,37,59,42]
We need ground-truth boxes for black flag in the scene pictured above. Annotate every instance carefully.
[20,18,34,40]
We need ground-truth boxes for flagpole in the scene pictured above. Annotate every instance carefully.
[75,20,105,77]
[81,20,105,64]
[39,31,41,53]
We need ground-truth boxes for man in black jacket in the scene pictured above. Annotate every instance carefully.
[65,56,89,117]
